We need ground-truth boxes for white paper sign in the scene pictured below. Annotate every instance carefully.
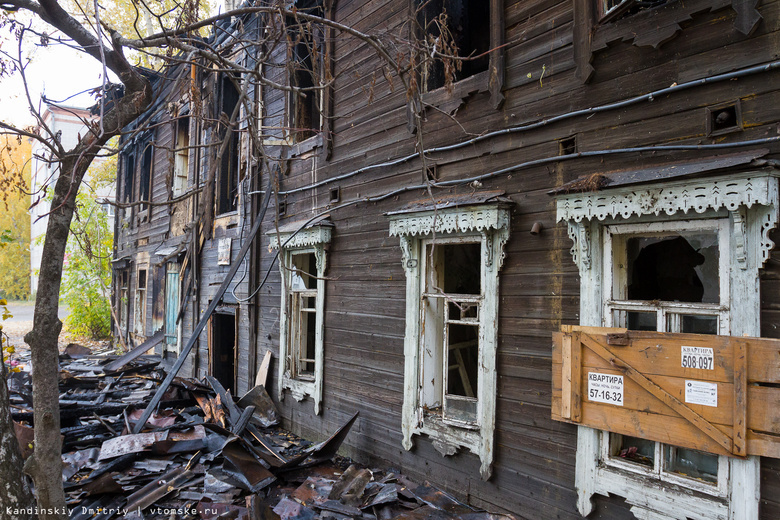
[681,346,714,370]
[587,372,624,406]
[218,238,232,265]
[685,380,718,407]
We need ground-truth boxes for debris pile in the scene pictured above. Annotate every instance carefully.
[7,343,516,519]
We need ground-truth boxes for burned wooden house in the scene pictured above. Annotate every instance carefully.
[113,1,780,518]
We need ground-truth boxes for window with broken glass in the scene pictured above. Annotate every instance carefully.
[134,269,147,337]
[421,238,482,427]
[173,116,190,198]
[389,200,510,480]
[601,219,730,496]
[287,0,324,143]
[286,252,318,381]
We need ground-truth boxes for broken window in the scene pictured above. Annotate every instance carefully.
[416,0,490,92]
[602,221,730,494]
[598,0,671,23]
[119,269,129,332]
[216,75,240,215]
[388,199,511,480]
[288,252,318,380]
[268,221,332,415]
[287,1,323,142]
[151,265,165,334]
[555,172,780,518]
[164,263,180,351]
[421,241,481,426]
[173,116,190,198]
[122,153,135,203]
[134,269,147,336]
[139,137,153,205]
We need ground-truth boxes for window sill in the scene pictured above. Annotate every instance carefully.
[415,413,481,457]
[282,377,316,403]
[289,133,323,157]
[421,70,490,110]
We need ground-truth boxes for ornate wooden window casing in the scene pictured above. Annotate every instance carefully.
[388,199,511,480]
[555,171,779,520]
[268,222,332,415]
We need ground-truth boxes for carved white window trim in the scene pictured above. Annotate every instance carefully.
[268,225,331,415]
[556,171,778,520]
[388,204,510,480]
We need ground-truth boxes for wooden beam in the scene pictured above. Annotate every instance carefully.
[561,331,582,422]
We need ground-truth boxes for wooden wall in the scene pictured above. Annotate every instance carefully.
[113,0,780,517]
[254,0,780,518]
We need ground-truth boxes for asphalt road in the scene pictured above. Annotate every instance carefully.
[4,301,70,322]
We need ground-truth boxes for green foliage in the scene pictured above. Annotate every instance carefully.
[61,158,115,339]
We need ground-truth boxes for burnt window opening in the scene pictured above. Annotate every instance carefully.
[217,75,240,215]
[417,0,490,92]
[151,265,165,333]
[278,199,287,217]
[329,186,340,203]
[135,269,148,336]
[139,139,153,206]
[173,116,190,198]
[707,102,742,136]
[598,0,672,23]
[559,136,577,156]
[123,153,136,203]
[119,269,129,331]
[287,2,324,143]
[211,312,236,393]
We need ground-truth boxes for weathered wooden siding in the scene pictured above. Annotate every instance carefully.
[253,0,780,518]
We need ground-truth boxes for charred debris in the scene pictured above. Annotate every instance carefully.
[6,342,515,520]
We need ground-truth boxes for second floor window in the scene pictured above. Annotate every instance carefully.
[416,0,490,92]
[287,1,324,142]
[217,75,239,215]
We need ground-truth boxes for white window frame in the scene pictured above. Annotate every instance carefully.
[268,223,331,415]
[556,171,779,520]
[388,203,510,480]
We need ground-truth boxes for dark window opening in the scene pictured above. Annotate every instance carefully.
[211,312,236,393]
[288,3,323,142]
[599,0,672,23]
[417,0,490,92]
[123,153,135,203]
[559,136,577,156]
[290,253,318,380]
[278,199,287,217]
[708,103,741,136]
[329,186,340,203]
[139,140,153,205]
[151,265,165,333]
[442,242,481,295]
[217,75,240,215]
[425,165,438,182]
[626,233,719,303]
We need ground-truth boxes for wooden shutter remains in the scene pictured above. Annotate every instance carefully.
[552,325,780,458]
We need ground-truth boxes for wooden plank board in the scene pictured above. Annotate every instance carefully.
[552,326,780,457]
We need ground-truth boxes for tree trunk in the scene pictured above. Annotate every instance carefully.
[0,359,36,520]
[23,154,86,520]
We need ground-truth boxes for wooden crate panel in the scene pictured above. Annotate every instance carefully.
[551,326,780,459]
